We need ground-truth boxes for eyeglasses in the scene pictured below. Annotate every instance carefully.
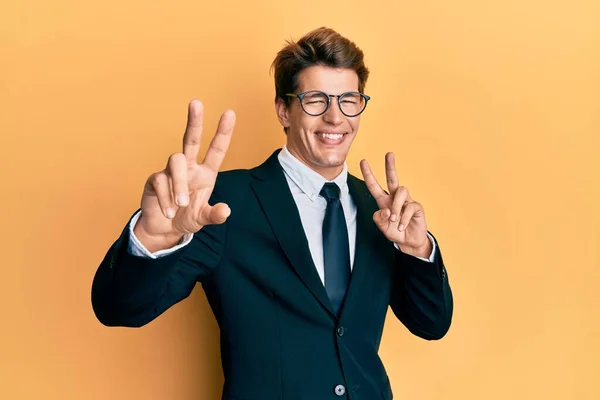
[285,90,371,117]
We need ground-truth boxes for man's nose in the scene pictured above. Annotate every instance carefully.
[322,97,344,125]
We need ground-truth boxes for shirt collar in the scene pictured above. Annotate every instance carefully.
[278,145,349,202]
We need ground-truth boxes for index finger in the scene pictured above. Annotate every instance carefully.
[182,99,204,163]
[360,159,387,208]
[202,109,236,172]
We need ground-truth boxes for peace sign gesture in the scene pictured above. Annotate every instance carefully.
[360,153,432,258]
[134,100,235,251]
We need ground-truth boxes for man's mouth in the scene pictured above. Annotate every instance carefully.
[315,131,347,145]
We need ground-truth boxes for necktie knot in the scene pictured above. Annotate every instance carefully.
[320,182,341,202]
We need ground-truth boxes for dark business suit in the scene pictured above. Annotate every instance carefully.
[91,149,453,400]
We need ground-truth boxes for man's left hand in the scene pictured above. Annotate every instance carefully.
[360,152,432,259]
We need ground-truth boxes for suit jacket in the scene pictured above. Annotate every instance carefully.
[91,149,453,400]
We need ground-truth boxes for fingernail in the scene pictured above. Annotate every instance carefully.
[177,194,188,206]
[390,214,397,222]
[399,224,404,232]
[166,208,175,218]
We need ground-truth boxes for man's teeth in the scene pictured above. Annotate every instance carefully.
[317,133,344,140]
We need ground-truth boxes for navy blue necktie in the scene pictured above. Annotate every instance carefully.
[320,182,351,315]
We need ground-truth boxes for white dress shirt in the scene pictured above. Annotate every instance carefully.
[128,146,436,284]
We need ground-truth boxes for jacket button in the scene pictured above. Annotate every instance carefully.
[337,326,345,336]
[334,384,346,396]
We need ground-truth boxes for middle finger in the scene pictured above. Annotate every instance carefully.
[385,152,400,194]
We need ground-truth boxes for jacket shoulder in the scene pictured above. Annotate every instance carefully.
[215,168,252,185]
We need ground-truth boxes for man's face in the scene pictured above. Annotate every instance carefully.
[276,65,362,180]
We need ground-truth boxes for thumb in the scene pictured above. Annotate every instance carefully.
[199,202,231,226]
[373,208,391,230]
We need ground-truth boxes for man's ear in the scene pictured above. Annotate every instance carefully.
[275,98,291,131]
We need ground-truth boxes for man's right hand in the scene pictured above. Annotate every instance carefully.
[134,99,235,252]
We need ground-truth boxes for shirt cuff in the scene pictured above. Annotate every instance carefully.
[393,232,437,263]
[127,210,194,259]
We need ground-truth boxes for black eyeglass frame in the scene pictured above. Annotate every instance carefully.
[285,90,371,117]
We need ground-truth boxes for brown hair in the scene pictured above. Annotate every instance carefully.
[271,27,370,107]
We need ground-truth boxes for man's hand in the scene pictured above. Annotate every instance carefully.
[360,152,432,258]
[134,99,236,252]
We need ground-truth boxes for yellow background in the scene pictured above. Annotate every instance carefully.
[2,0,599,399]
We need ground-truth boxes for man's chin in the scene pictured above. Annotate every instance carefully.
[304,146,349,170]
[314,156,346,169]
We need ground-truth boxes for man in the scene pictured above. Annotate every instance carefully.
[92,27,453,400]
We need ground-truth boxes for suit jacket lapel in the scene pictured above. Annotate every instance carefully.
[250,149,336,317]
[339,174,380,319]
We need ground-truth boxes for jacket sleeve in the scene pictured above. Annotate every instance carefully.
[389,232,453,340]
[90,192,227,328]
